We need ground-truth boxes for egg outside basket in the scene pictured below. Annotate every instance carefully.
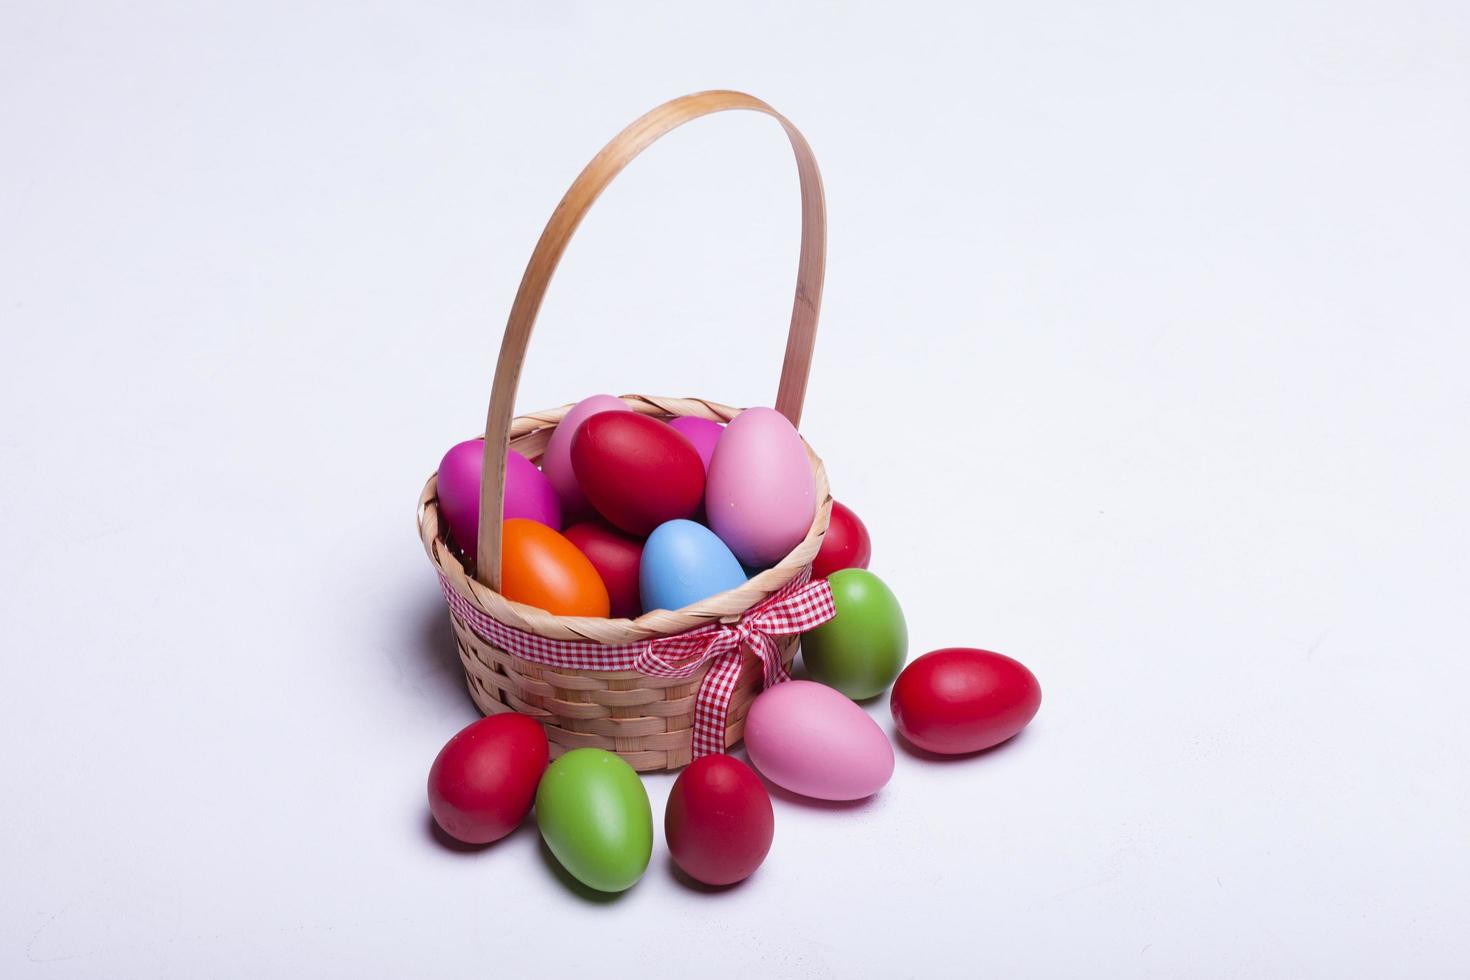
[417,92,835,772]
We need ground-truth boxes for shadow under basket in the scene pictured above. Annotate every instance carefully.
[416,90,834,772]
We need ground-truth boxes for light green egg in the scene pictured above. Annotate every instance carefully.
[535,748,652,893]
[801,568,908,700]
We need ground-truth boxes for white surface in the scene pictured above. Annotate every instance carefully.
[3,2,1468,977]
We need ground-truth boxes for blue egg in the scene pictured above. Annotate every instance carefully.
[640,520,748,612]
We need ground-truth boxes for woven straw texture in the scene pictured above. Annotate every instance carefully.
[418,395,833,770]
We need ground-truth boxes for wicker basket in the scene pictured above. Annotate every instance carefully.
[417,91,832,771]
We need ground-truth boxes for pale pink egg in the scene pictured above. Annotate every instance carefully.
[706,407,815,567]
[542,395,633,523]
[743,680,894,801]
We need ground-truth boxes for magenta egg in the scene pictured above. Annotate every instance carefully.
[667,416,724,473]
[542,395,634,523]
[437,439,562,562]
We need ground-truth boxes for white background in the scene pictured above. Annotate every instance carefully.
[3,2,1468,977]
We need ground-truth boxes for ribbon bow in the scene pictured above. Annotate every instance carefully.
[437,570,835,761]
[634,573,836,757]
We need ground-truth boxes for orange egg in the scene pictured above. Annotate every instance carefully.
[500,518,611,617]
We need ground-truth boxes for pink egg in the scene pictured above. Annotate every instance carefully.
[743,680,894,801]
[436,439,561,562]
[542,395,634,523]
[667,416,724,473]
[706,407,815,568]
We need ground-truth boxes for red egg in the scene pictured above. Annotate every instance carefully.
[811,499,872,579]
[563,521,644,619]
[665,754,774,886]
[890,648,1041,755]
[570,413,705,536]
[428,713,549,844]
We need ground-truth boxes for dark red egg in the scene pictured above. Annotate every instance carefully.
[812,500,872,579]
[570,413,705,536]
[563,520,644,619]
[890,648,1041,755]
[665,754,774,886]
[428,713,549,844]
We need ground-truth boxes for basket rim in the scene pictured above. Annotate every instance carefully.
[419,394,833,646]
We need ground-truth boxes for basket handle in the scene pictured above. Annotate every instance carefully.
[475,90,827,589]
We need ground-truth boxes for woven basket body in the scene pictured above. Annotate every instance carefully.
[417,92,831,771]
[447,618,799,772]
[421,397,832,770]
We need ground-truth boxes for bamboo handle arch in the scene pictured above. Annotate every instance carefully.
[475,90,827,590]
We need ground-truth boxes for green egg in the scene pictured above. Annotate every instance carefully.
[535,748,652,893]
[801,568,908,700]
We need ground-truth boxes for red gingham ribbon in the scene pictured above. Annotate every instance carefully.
[437,570,836,759]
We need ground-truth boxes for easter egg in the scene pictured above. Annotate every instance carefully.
[535,748,652,893]
[542,395,633,523]
[437,440,562,561]
[666,416,723,472]
[706,407,815,567]
[744,681,894,800]
[890,648,1042,754]
[571,413,705,536]
[563,521,644,619]
[801,569,907,700]
[665,755,774,886]
[499,518,610,617]
[811,500,871,579]
[640,520,747,613]
[427,713,549,845]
